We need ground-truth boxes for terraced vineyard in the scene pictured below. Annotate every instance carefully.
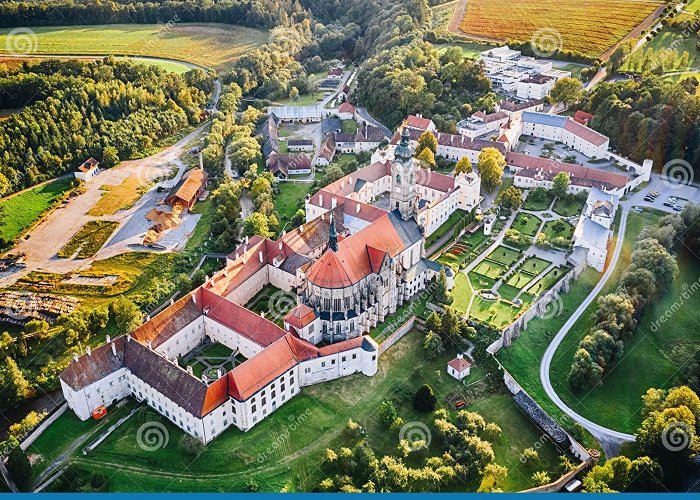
[457,0,662,58]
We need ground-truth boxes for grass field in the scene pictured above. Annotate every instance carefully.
[87,176,143,216]
[433,41,494,59]
[551,197,584,217]
[640,26,699,71]
[522,192,553,211]
[0,24,268,72]
[473,260,508,279]
[458,0,661,58]
[527,266,567,296]
[57,220,119,258]
[486,246,521,267]
[542,220,574,242]
[274,181,312,232]
[0,177,74,244]
[40,329,562,492]
[512,213,541,237]
[548,212,698,434]
[519,256,551,276]
[505,271,536,289]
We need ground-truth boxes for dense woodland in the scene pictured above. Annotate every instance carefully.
[0,0,307,29]
[0,58,213,195]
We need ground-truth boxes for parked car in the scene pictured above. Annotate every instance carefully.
[644,196,654,202]
[663,201,674,207]
[673,204,683,212]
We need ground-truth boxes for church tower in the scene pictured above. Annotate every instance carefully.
[391,127,416,220]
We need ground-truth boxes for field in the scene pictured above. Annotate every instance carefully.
[457,0,662,59]
[0,177,74,244]
[542,220,574,242]
[57,220,119,258]
[34,329,563,492]
[473,261,508,279]
[87,176,143,216]
[551,197,584,217]
[522,192,553,211]
[0,24,268,72]
[512,213,541,237]
[274,181,313,231]
[527,266,567,295]
[486,246,521,267]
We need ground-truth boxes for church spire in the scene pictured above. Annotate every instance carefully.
[328,213,338,252]
[394,127,414,162]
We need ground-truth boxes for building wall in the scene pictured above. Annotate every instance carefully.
[226,265,269,305]
[203,316,265,359]
[61,367,130,420]
[156,317,206,358]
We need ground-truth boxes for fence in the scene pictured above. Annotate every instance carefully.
[19,403,68,451]
[378,316,415,355]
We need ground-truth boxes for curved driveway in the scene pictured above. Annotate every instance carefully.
[539,208,635,454]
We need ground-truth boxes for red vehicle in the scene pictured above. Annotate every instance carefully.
[91,406,107,420]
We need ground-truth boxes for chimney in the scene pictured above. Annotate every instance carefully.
[73,352,79,362]
[147,341,153,350]
[319,193,324,206]
[259,250,264,263]
[187,365,193,375]
[86,346,92,356]
[278,241,283,251]
[299,224,304,232]
[331,197,337,209]
[201,374,208,383]
[245,235,249,244]
[126,334,132,342]
[145,314,150,322]
[217,368,224,379]
[192,293,197,305]
[105,335,111,344]
[260,311,265,318]
[111,343,117,356]
[349,176,353,185]
[356,202,361,213]
[457,353,463,359]
[170,297,175,305]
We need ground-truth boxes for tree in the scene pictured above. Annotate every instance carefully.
[531,471,551,487]
[244,212,275,238]
[5,356,33,401]
[423,330,445,359]
[23,319,50,339]
[454,156,473,175]
[477,147,505,191]
[434,268,453,305]
[289,86,299,102]
[179,434,205,457]
[425,311,442,335]
[322,164,345,186]
[7,447,32,491]
[415,131,438,155]
[629,238,678,287]
[413,384,437,412]
[522,447,539,464]
[378,400,400,429]
[549,77,584,106]
[478,463,508,492]
[551,171,570,198]
[416,148,436,168]
[101,146,120,168]
[109,297,142,334]
[496,186,523,210]
[568,348,603,391]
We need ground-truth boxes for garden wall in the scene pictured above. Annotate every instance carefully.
[378,316,415,355]
[19,403,67,451]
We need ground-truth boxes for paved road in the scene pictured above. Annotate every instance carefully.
[539,208,634,456]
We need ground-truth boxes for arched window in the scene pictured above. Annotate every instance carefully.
[350,321,355,332]
[322,322,328,336]
[336,323,342,336]
[395,174,401,185]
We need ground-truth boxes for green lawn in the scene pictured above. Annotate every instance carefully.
[526,266,568,296]
[551,197,584,217]
[512,213,541,237]
[274,181,313,231]
[468,271,497,291]
[469,296,522,329]
[486,245,521,267]
[432,41,495,59]
[505,271,536,290]
[473,260,508,279]
[497,283,522,302]
[0,24,268,72]
[542,220,574,242]
[519,257,551,276]
[452,272,473,314]
[341,120,358,134]
[57,220,119,258]
[0,176,74,244]
[45,329,562,492]
[522,192,553,211]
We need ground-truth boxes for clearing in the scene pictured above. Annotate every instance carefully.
[454,0,662,59]
[0,24,268,72]
[57,220,119,259]
[87,176,143,216]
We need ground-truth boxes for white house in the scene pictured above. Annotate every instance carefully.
[521,112,610,159]
[447,354,471,381]
[74,158,100,182]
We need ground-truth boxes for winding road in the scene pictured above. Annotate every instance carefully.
[539,208,634,457]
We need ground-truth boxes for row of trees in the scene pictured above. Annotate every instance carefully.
[0,58,212,196]
[568,205,699,391]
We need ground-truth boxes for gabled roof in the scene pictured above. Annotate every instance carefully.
[390,126,507,155]
[77,157,99,173]
[338,102,355,114]
[448,356,471,373]
[132,289,203,347]
[166,169,207,205]
[60,336,126,391]
[522,111,568,128]
[284,303,317,330]
[405,114,433,130]
[563,118,608,146]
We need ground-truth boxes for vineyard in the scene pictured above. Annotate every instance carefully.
[457,0,662,59]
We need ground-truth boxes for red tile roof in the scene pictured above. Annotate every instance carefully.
[448,356,471,373]
[284,303,317,330]
[420,169,455,193]
[473,111,508,123]
[338,102,355,114]
[573,110,594,125]
[390,126,507,155]
[405,114,433,130]
[132,289,203,347]
[563,118,608,146]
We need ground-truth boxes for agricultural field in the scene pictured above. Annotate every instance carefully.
[57,220,119,259]
[0,176,74,244]
[0,24,268,72]
[34,329,563,492]
[457,0,662,59]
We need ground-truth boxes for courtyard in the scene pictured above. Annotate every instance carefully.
[179,342,245,379]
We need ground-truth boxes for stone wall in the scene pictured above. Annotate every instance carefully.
[19,403,68,451]
[378,316,415,355]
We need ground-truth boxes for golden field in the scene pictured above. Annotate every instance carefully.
[458,0,662,58]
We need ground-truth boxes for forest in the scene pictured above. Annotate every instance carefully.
[0,0,308,30]
[0,57,213,196]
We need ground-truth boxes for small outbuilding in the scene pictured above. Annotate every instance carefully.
[447,353,471,381]
[74,158,100,182]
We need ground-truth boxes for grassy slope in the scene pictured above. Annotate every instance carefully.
[0,177,73,242]
[0,24,268,72]
[46,330,562,492]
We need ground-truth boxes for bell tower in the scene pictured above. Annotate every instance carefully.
[391,127,416,220]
